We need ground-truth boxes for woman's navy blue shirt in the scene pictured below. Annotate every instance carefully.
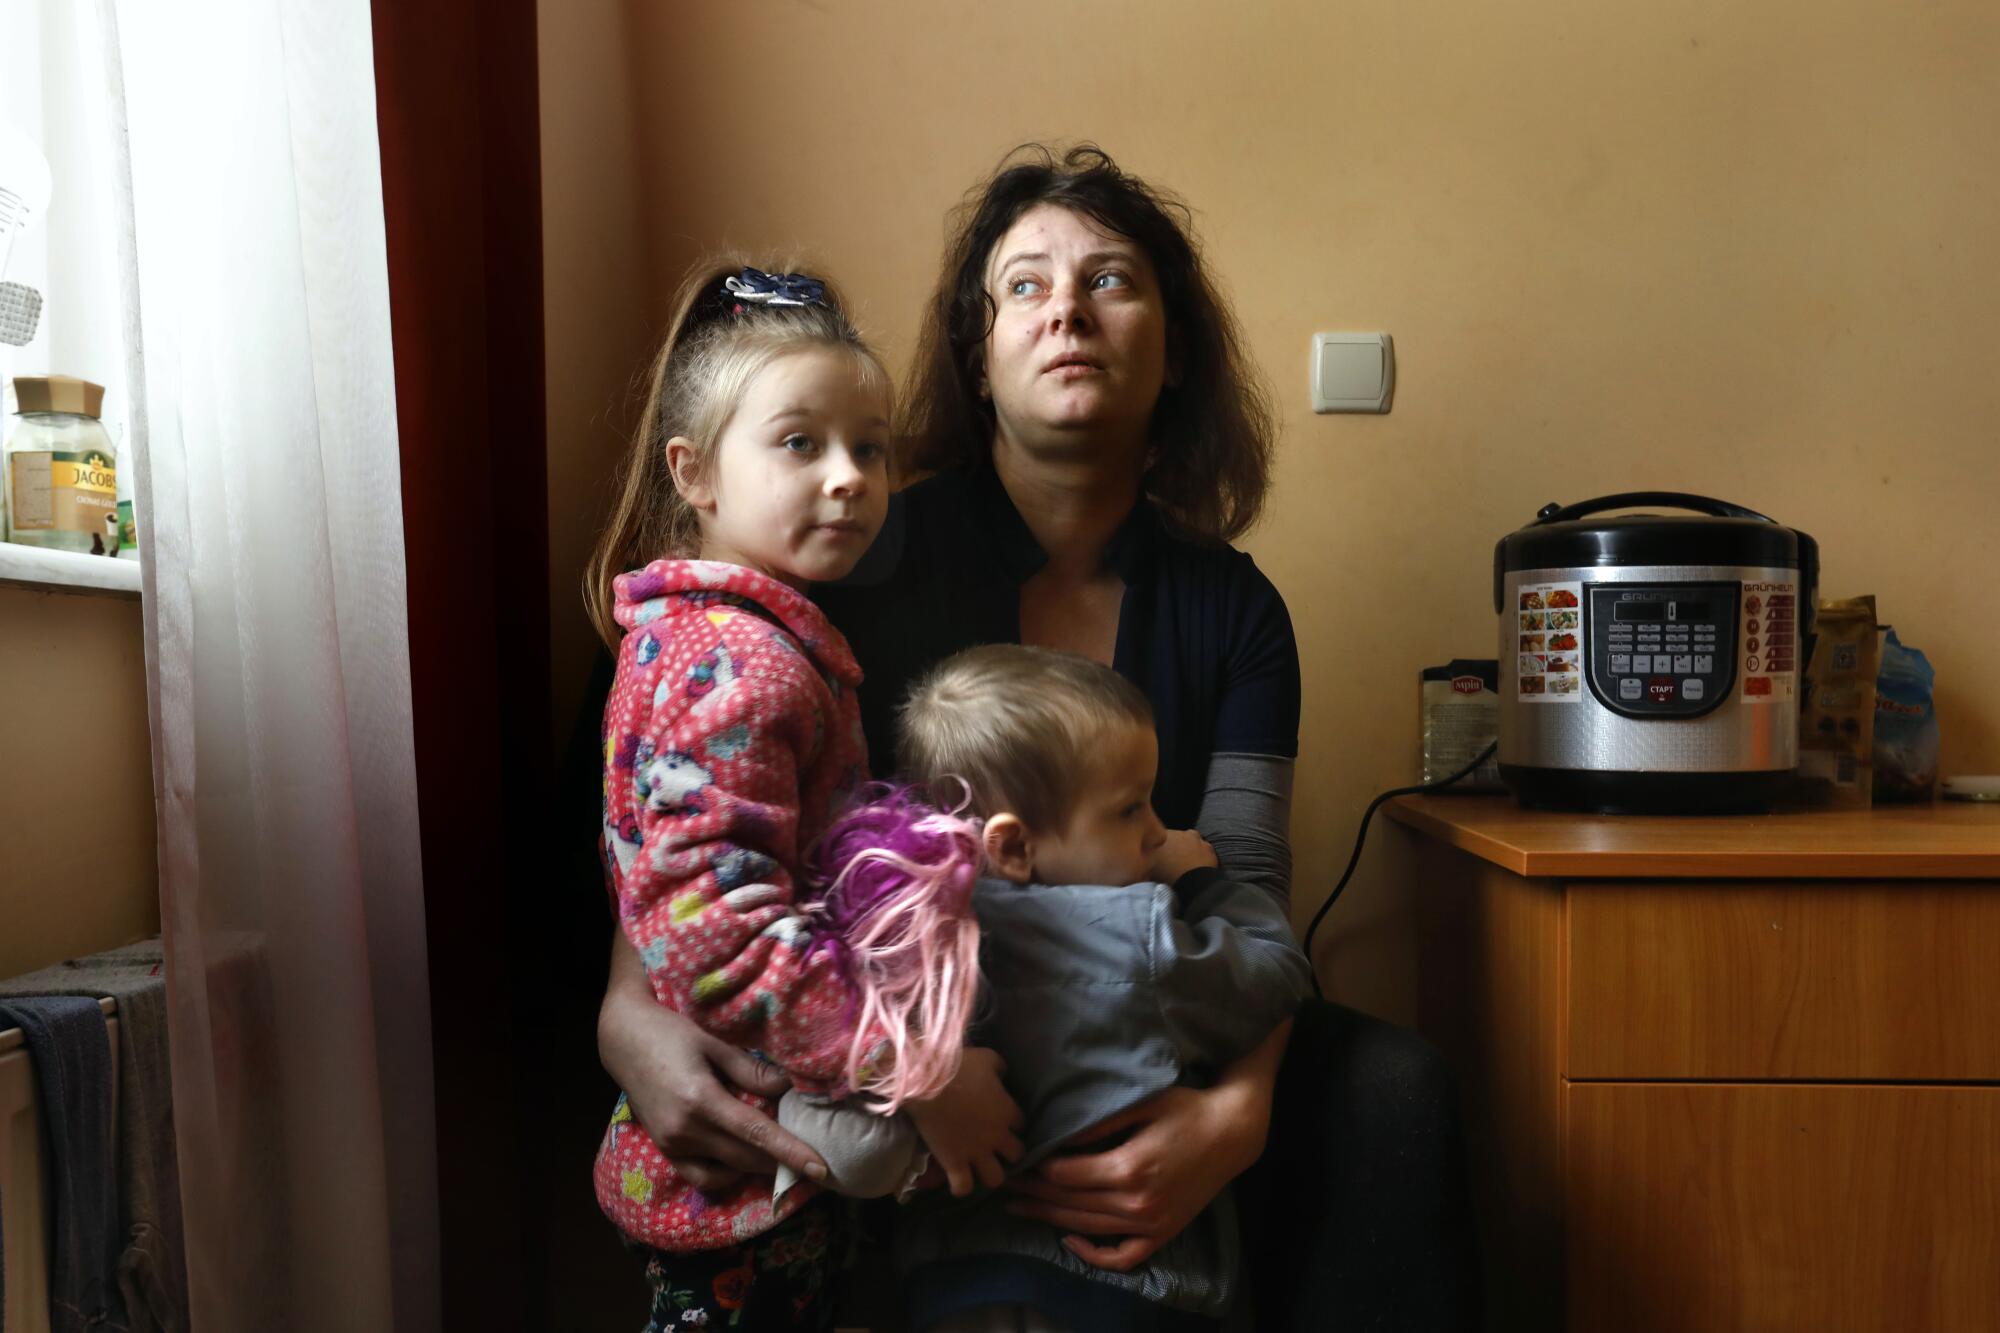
[816,465,1300,829]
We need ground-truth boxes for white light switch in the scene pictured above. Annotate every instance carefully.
[1311,332,1393,413]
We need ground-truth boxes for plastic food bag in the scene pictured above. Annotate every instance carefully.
[1873,627,1938,802]
[1798,595,1879,807]
[1420,660,1503,790]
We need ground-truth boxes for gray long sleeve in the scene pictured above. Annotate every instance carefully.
[1194,752,1294,908]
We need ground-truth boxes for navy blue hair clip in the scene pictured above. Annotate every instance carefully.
[724,268,828,310]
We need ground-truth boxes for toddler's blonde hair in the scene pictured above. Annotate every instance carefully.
[897,644,1154,833]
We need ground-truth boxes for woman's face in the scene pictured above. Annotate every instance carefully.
[980,203,1169,459]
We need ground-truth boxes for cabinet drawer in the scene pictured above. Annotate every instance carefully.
[1567,1082,2000,1332]
[1567,880,2000,1080]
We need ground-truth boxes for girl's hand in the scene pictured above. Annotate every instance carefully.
[1148,827,1219,885]
[906,1047,1026,1197]
[600,932,828,1191]
[1001,1021,1289,1271]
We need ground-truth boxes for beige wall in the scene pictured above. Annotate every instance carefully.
[540,0,664,756]
[542,0,2000,1020]
[0,587,158,977]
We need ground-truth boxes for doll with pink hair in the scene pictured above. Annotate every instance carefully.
[771,787,991,1202]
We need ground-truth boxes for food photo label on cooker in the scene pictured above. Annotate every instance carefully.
[1739,580,1798,703]
[1517,581,1584,702]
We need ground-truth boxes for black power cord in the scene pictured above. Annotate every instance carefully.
[1300,740,1500,1000]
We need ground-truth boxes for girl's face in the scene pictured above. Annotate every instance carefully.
[980,203,1170,461]
[675,346,891,590]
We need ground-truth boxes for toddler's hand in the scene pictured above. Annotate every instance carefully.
[907,1047,1025,1197]
[1149,828,1218,884]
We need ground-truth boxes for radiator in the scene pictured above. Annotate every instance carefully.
[0,998,118,1333]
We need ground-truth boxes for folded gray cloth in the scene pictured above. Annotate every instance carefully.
[0,995,125,1333]
[774,1091,925,1202]
[1,940,184,1333]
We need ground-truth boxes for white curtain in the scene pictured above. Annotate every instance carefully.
[95,0,442,1328]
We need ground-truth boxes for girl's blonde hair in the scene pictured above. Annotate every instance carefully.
[584,259,890,649]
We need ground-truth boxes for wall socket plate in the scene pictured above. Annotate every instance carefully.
[1311,332,1393,413]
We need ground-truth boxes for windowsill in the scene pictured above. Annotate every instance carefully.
[0,543,142,598]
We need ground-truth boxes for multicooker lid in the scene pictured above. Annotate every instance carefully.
[1494,492,1817,614]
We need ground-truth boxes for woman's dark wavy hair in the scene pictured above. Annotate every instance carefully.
[902,143,1275,544]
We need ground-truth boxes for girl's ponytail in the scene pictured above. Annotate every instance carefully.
[584,261,739,650]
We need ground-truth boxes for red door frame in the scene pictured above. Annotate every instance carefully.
[372,2,549,1326]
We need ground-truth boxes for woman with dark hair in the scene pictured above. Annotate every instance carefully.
[900,145,1271,547]
[595,144,1477,1330]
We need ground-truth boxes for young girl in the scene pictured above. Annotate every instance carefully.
[584,262,988,1331]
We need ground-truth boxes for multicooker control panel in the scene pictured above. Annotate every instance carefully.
[1586,583,1739,717]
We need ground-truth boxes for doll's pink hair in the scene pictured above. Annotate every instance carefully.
[802,785,983,1111]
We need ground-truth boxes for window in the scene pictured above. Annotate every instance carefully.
[1,0,139,589]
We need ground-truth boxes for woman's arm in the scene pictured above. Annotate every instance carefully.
[1196,555,1302,907]
[1194,752,1294,906]
[599,929,828,1191]
[604,936,1025,1198]
[1004,1019,1289,1271]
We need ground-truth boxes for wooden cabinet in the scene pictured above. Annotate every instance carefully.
[1566,1083,2000,1331]
[1387,796,2000,1331]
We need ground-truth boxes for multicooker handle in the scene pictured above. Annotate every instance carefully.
[1499,493,1815,644]
[1532,492,1778,526]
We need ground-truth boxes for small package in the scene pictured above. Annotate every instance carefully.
[1797,596,1879,807]
[1873,627,1938,802]
[1420,660,1503,790]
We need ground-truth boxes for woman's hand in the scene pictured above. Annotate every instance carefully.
[1002,1020,1290,1271]
[599,931,828,1191]
[1148,828,1218,884]
[906,1047,1026,1197]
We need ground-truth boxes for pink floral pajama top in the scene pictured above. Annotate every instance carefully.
[593,559,873,1253]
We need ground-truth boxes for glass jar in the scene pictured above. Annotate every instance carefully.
[4,375,122,554]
